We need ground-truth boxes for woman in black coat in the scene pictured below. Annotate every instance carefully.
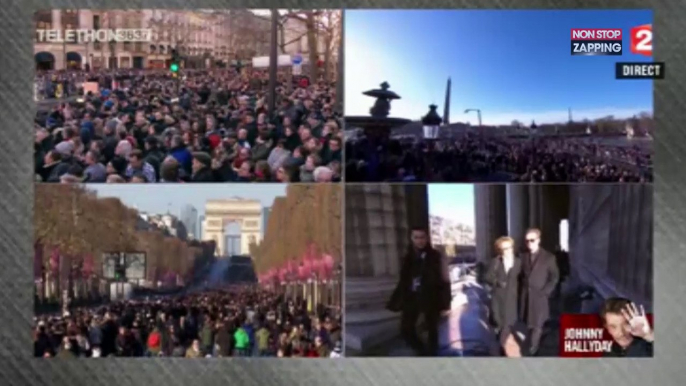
[485,236,522,354]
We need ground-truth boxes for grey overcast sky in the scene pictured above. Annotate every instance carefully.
[84,184,287,219]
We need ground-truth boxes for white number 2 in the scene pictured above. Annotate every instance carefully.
[635,29,652,52]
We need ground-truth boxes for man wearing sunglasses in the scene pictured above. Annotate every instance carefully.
[520,228,559,356]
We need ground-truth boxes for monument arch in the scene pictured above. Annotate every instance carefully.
[202,199,263,257]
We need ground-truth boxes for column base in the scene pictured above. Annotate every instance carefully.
[345,276,401,352]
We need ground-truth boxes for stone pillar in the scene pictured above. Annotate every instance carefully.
[345,184,412,353]
[52,10,62,31]
[474,185,508,264]
[526,185,553,252]
[507,184,529,251]
[528,185,542,235]
[78,10,93,29]
[405,184,429,231]
[79,10,93,68]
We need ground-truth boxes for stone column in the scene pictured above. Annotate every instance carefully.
[528,185,542,234]
[405,184,429,231]
[474,185,508,264]
[526,185,553,252]
[345,184,412,353]
[51,10,65,70]
[507,184,530,250]
[52,10,62,31]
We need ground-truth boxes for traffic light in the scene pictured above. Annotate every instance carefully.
[114,263,126,281]
[170,49,179,73]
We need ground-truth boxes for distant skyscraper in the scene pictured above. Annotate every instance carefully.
[443,77,451,125]
[180,205,198,239]
[198,215,205,240]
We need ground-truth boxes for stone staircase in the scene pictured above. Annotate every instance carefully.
[345,277,401,352]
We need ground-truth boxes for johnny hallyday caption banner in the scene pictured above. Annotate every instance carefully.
[559,304,653,358]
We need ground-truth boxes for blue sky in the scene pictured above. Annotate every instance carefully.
[345,10,653,125]
[86,184,286,219]
[428,184,475,228]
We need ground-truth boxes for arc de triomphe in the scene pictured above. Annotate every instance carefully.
[202,199,263,257]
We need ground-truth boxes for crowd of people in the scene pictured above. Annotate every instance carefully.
[35,69,90,99]
[34,287,343,358]
[35,68,343,183]
[346,134,652,182]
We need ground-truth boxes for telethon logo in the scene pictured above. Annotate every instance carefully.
[571,28,623,56]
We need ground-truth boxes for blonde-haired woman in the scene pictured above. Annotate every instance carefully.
[485,236,522,357]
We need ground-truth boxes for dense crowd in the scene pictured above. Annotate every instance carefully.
[346,134,652,182]
[35,68,343,183]
[34,287,343,358]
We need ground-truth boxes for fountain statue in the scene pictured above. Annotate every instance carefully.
[346,82,412,142]
[363,81,400,118]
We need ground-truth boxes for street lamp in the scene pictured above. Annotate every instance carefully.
[464,108,482,127]
[422,104,443,140]
[529,120,538,139]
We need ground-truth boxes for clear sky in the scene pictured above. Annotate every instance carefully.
[345,10,653,125]
[428,184,475,228]
[85,184,286,219]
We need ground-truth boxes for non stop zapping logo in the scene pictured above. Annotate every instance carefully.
[571,28,623,56]
[570,25,663,79]
[570,25,654,57]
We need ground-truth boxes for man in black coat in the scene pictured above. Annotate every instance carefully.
[387,227,450,356]
[520,228,559,356]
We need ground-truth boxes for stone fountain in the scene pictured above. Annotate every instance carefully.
[346,82,412,141]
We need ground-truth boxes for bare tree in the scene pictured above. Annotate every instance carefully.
[280,10,341,81]
[317,10,342,82]
[224,10,271,61]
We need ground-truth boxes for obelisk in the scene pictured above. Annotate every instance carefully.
[443,77,452,125]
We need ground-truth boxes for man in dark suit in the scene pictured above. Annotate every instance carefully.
[387,227,450,356]
[520,228,559,356]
